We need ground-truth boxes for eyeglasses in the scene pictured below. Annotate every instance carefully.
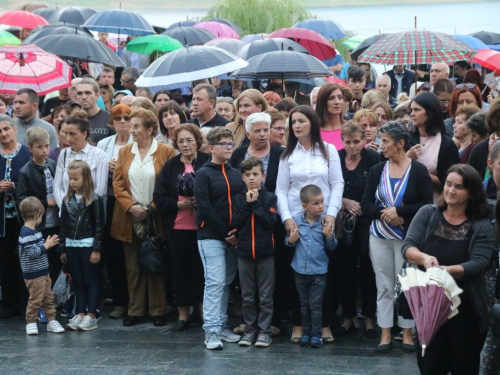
[211,142,236,149]
[120,78,133,84]
[455,83,477,90]
[113,115,131,122]
[271,126,286,132]
[177,139,196,145]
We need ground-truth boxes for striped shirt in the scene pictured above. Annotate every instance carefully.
[18,226,49,280]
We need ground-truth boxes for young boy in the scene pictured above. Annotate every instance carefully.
[194,127,246,350]
[286,185,337,348]
[18,196,65,335]
[232,157,277,348]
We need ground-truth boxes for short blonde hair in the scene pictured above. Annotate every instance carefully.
[19,196,44,221]
[26,127,49,147]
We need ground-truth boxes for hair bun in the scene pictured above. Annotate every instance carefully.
[71,109,88,119]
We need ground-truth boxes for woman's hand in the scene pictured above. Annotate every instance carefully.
[366,142,379,151]
[342,198,362,217]
[423,255,439,269]
[128,204,148,220]
[381,207,400,225]
[108,159,117,173]
[177,197,194,210]
[90,251,101,264]
[284,218,298,234]
[406,144,421,160]
[322,215,335,237]
[0,179,14,192]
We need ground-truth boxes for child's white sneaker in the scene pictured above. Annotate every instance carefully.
[66,314,84,331]
[77,315,98,331]
[47,320,65,333]
[26,323,38,335]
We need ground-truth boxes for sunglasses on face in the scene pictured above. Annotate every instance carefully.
[113,115,131,122]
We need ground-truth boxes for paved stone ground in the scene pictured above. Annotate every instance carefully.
[0,310,419,375]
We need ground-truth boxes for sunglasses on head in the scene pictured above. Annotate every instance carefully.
[455,83,477,90]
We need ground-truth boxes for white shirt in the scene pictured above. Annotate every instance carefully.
[276,142,344,222]
[54,143,108,208]
[128,139,158,206]
[395,71,404,97]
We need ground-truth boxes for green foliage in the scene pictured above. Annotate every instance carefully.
[203,0,312,36]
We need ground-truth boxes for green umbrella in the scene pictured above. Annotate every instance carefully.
[0,30,21,47]
[341,35,367,50]
[126,34,183,54]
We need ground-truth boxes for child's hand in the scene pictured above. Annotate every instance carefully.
[90,251,101,264]
[44,234,59,249]
[246,189,259,202]
[225,229,237,245]
[47,197,56,207]
[60,253,67,263]
[288,227,299,244]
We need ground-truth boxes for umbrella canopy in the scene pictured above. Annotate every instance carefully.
[136,46,248,87]
[470,31,500,45]
[16,3,49,12]
[162,26,215,46]
[358,30,476,65]
[267,28,335,60]
[351,33,389,61]
[0,44,72,95]
[29,33,125,67]
[238,38,309,60]
[205,38,246,55]
[241,33,268,43]
[342,35,367,50]
[165,20,197,31]
[0,30,21,47]
[473,49,500,73]
[205,18,243,35]
[33,6,96,25]
[0,10,49,29]
[194,22,239,39]
[83,9,155,36]
[399,267,462,357]
[292,19,346,40]
[126,34,183,54]
[23,23,93,45]
[488,45,500,52]
[231,50,332,80]
[452,34,488,50]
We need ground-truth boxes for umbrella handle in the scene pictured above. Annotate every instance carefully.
[422,345,426,357]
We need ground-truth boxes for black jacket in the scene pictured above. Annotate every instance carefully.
[59,193,105,254]
[16,158,57,230]
[385,69,415,98]
[361,160,433,235]
[189,112,230,128]
[194,161,246,241]
[153,152,210,238]
[232,188,277,259]
[228,144,283,193]
[467,138,488,181]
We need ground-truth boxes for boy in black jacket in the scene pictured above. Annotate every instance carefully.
[232,157,277,348]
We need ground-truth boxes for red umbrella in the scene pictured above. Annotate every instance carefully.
[473,49,500,72]
[0,44,72,95]
[194,22,239,39]
[267,28,335,60]
[0,10,49,29]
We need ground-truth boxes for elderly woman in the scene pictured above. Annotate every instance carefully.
[354,109,380,151]
[152,89,172,111]
[276,105,344,343]
[361,121,433,353]
[156,101,187,148]
[226,89,268,148]
[111,108,175,327]
[333,121,380,339]
[131,97,158,118]
[408,92,460,202]
[266,109,287,147]
[99,84,114,112]
[315,82,347,150]
[402,164,495,374]
[0,115,31,318]
[216,97,236,122]
[153,124,210,331]
[48,105,72,161]
[373,101,393,128]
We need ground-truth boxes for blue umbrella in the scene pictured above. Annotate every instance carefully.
[166,20,197,31]
[241,33,268,43]
[33,6,96,25]
[452,34,488,50]
[488,44,500,52]
[83,8,155,35]
[292,19,346,40]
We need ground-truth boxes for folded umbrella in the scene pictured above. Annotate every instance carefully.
[83,8,155,36]
[267,28,336,60]
[195,22,239,39]
[0,10,49,29]
[126,35,183,54]
[33,6,96,25]
[238,38,309,60]
[292,19,346,40]
[162,26,215,46]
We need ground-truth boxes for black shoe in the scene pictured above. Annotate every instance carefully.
[376,342,392,353]
[152,315,166,326]
[336,324,358,336]
[123,315,142,326]
[173,319,189,331]
[365,328,379,340]
[402,342,416,352]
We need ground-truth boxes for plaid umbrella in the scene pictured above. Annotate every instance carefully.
[351,33,389,61]
[358,29,476,65]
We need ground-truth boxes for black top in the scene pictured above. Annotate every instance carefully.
[40,97,70,118]
[467,138,488,181]
[189,112,230,128]
[88,109,114,144]
[339,147,380,203]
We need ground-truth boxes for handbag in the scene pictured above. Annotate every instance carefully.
[336,208,356,245]
[52,268,74,308]
[137,208,165,275]
[492,303,500,339]
[394,261,414,320]
[132,205,148,241]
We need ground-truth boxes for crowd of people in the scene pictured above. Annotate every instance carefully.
[0,33,500,374]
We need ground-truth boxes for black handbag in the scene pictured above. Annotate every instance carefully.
[137,208,165,275]
[492,303,500,339]
[394,261,414,320]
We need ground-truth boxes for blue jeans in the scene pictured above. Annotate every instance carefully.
[198,239,237,333]
[295,272,327,337]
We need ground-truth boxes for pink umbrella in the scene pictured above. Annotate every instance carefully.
[194,21,239,39]
[268,28,336,60]
[0,10,49,29]
[0,44,72,95]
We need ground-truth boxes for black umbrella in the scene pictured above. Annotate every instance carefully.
[23,23,92,44]
[470,31,500,45]
[205,38,247,55]
[238,38,309,60]
[176,172,196,197]
[205,18,243,35]
[28,33,126,67]
[162,26,215,46]
[33,6,96,25]
[351,33,389,61]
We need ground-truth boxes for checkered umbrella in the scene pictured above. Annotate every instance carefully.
[358,29,476,65]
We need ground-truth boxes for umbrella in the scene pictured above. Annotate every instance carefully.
[351,33,389,61]
[0,30,21,47]
[205,38,246,55]
[136,46,248,87]
[33,6,96,25]
[488,45,500,52]
[205,18,243,35]
[83,9,155,36]
[29,33,126,67]
[238,38,309,60]
[241,33,268,43]
[0,44,72,95]
[23,23,93,45]
[357,30,476,65]
[452,34,488,50]
[194,22,239,39]
[176,171,196,197]
[126,35,183,54]
[342,35,367,50]
[0,10,49,29]
[470,31,500,45]
[267,28,336,60]
[473,49,500,73]
[162,26,215,46]
[292,19,346,40]
[165,20,197,31]
[398,266,462,357]
[16,3,49,12]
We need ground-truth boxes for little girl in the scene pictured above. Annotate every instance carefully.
[59,160,105,331]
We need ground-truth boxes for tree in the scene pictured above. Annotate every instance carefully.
[204,0,312,36]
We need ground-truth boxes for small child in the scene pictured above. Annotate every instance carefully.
[18,196,65,335]
[285,185,337,348]
[232,157,278,348]
[59,160,105,332]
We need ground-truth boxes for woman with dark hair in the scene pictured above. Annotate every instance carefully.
[49,105,73,161]
[402,164,495,374]
[152,89,172,111]
[408,92,460,202]
[362,121,433,353]
[157,101,188,148]
[315,82,346,150]
[464,70,491,103]
[99,84,114,112]
[466,112,488,146]
[433,79,454,129]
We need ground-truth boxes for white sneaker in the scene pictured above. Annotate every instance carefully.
[47,320,65,333]
[26,323,38,335]
[66,314,84,331]
[77,315,98,331]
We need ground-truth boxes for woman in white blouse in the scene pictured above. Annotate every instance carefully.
[275,105,344,343]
